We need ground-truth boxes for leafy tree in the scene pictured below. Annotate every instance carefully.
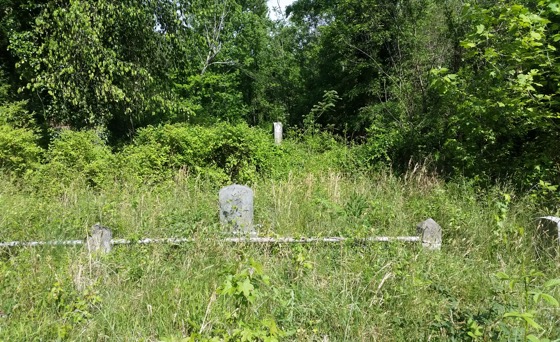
[286,0,458,136]
[431,0,560,185]
[171,0,273,124]
[0,0,47,87]
[9,0,177,137]
[243,13,306,126]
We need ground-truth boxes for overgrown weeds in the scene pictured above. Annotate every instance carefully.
[0,132,559,340]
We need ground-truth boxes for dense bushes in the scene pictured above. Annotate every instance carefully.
[12,122,372,192]
[28,130,116,192]
[122,123,277,184]
[0,120,368,191]
[0,82,42,176]
[0,124,42,175]
[27,123,278,188]
[425,1,560,187]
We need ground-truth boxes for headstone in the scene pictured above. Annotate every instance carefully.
[416,218,442,250]
[537,216,560,242]
[273,122,283,145]
[219,185,255,235]
[86,223,112,253]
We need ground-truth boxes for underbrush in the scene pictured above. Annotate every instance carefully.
[0,162,559,340]
[0,121,372,190]
[0,124,559,340]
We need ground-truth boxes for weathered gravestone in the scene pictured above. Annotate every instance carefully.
[219,185,255,235]
[416,218,442,250]
[273,122,283,145]
[86,223,112,254]
[537,216,560,243]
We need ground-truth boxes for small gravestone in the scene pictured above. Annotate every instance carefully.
[273,122,283,145]
[219,185,255,235]
[537,216,560,242]
[86,223,112,253]
[416,218,442,250]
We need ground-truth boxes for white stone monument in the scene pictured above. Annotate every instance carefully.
[219,185,255,235]
[416,218,442,250]
[273,122,283,145]
[86,223,112,253]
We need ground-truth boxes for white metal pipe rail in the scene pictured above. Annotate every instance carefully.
[0,236,421,248]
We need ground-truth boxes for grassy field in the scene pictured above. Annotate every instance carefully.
[0,148,559,341]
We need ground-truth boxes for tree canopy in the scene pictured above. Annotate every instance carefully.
[0,0,558,187]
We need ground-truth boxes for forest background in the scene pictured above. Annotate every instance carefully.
[0,0,558,191]
[1,0,560,340]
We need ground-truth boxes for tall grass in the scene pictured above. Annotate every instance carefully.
[0,146,559,341]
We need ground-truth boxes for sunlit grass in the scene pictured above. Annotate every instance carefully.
[0,154,559,340]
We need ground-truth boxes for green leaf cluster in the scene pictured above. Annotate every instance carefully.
[430,0,560,186]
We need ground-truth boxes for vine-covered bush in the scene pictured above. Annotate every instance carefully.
[429,0,560,187]
[0,124,42,175]
[37,130,115,188]
[120,123,277,184]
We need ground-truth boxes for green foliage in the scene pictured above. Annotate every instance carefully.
[170,0,272,125]
[3,0,557,201]
[173,72,248,124]
[290,245,314,280]
[0,81,35,129]
[496,270,560,341]
[9,0,176,133]
[303,90,340,135]
[162,258,285,342]
[118,139,174,184]
[284,90,344,155]
[0,124,42,175]
[121,123,276,184]
[218,259,271,307]
[530,178,560,209]
[3,1,560,339]
[245,19,304,126]
[48,280,102,340]
[360,114,402,165]
[207,259,285,341]
[430,0,560,189]
[287,0,456,134]
[491,192,523,251]
[288,0,387,131]
[1,159,560,340]
[0,75,42,175]
[19,123,278,189]
[37,130,115,188]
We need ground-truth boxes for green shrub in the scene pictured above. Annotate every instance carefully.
[122,123,276,184]
[38,130,115,187]
[0,124,42,175]
[118,141,173,184]
[211,123,276,183]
